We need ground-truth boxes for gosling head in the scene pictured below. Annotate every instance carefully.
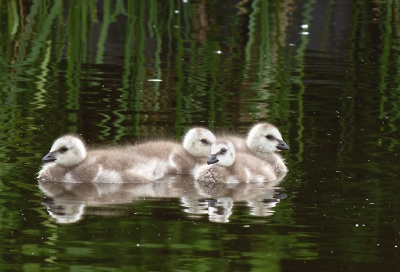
[183,127,216,158]
[207,140,236,167]
[42,135,87,167]
[247,123,289,154]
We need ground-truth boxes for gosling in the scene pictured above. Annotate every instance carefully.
[195,139,278,184]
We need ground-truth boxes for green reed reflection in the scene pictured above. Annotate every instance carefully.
[291,0,316,164]
[0,0,292,140]
[4,0,400,271]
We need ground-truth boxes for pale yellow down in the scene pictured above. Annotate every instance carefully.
[219,123,289,175]
[195,139,279,184]
[38,127,216,183]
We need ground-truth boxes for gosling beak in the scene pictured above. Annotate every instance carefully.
[42,152,56,162]
[277,140,290,151]
[207,154,219,165]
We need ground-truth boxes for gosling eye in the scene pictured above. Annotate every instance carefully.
[220,148,227,154]
[266,135,274,140]
[60,147,68,153]
[200,139,208,144]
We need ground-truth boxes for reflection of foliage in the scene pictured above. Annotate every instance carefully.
[1,0,400,270]
[0,0,292,142]
[14,200,311,271]
[284,1,400,270]
[0,1,294,270]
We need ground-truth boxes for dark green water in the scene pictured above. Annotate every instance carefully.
[1,0,400,271]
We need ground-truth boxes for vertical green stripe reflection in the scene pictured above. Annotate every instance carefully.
[134,1,146,136]
[293,0,316,163]
[378,0,392,119]
[173,2,185,137]
[66,0,82,115]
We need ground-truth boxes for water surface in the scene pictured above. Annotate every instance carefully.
[1,0,400,271]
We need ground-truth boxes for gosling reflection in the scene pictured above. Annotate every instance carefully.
[38,175,190,224]
[39,175,286,224]
[42,198,85,224]
[181,181,286,223]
